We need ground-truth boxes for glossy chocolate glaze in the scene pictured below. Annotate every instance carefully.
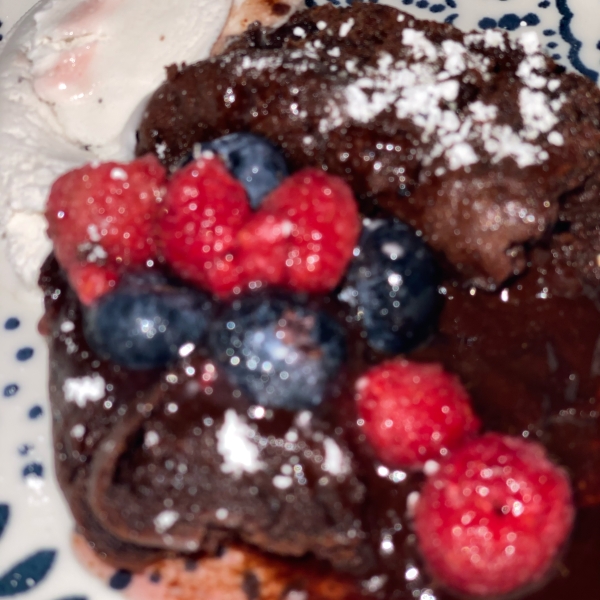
[40,245,600,599]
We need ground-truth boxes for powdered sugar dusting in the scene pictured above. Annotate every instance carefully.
[63,374,106,408]
[230,13,568,175]
[519,88,559,140]
[216,409,265,477]
[548,131,565,146]
[154,510,179,534]
[313,25,564,171]
[464,29,506,50]
[70,424,86,440]
[339,18,354,38]
[322,437,351,476]
[402,29,438,62]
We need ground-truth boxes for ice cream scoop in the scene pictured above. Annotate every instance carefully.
[0,0,234,286]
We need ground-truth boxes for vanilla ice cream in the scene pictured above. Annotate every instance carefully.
[0,0,233,286]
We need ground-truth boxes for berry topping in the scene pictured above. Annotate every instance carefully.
[201,133,289,209]
[238,169,361,293]
[209,294,345,409]
[83,272,212,370]
[341,220,439,354]
[157,156,251,296]
[67,263,119,306]
[356,360,479,468]
[46,155,166,271]
[413,434,575,597]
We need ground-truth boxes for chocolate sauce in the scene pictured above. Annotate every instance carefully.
[40,248,600,599]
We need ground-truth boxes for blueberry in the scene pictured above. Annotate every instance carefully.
[201,133,288,208]
[83,272,212,370]
[209,295,345,410]
[341,220,440,354]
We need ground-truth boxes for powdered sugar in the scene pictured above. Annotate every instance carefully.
[402,29,438,62]
[548,131,565,146]
[63,374,106,408]
[464,29,506,51]
[518,31,541,56]
[519,88,559,140]
[237,54,285,75]
[480,123,547,168]
[322,437,351,476]
[70,424,86,440]
[310,25,565,171]
[339,18,355,38]
[154,510,179,534]
[216,409,265,477]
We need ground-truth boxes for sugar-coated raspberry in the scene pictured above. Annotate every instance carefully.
[413,433,575,597]
[237,168,361,293]
[157,156,251,295]
[67,263,119,306]
[46,155,166,270]
[355,360,479,468]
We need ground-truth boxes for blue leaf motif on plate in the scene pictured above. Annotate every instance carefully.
[0,506,8,540]
[556,0,599,81]
[0,550,56,596]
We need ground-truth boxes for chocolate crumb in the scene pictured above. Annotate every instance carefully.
[165,64,178,81]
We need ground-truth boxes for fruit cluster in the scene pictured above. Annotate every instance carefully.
[45,133,574,598]
[355,360,574,597]
[46,133,440,377]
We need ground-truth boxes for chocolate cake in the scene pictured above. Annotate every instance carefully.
[40,3,600,600]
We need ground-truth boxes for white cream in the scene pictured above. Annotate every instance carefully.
[0,0,233,286]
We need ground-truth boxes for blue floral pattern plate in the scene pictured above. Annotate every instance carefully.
[0,0,598,598]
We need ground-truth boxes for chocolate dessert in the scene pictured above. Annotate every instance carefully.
[40,3,600,600]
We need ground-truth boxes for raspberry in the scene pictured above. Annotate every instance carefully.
[46,155,166,270]
[157,156,251,295]
[413,434,575,597]
[355,360,479,468]
[67,263,119,306]
[237,168,361,293]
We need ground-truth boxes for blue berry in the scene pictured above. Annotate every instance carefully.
[341,220,440,354]
[83,272,212,370]
[201,133,288,209]
[209,295,345,410]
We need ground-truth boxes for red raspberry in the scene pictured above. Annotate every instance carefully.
[356,360,480,468]
[237,168,361,293]
[158,156,251,295]
[413,434,574,597]
[46,155,166,270]
[67,263,119,306]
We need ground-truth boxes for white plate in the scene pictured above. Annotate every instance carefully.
[0,1,598,599]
